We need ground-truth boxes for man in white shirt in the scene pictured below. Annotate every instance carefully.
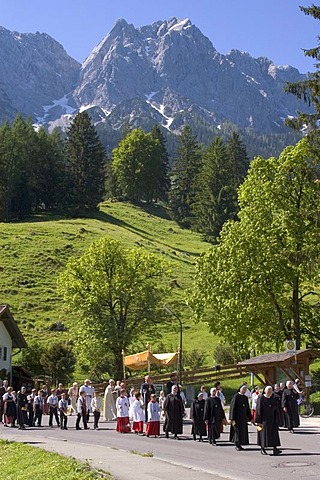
[47,389,60,428]
[79,379,95,422]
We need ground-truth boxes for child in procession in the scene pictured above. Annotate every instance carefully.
[146,393,160,437]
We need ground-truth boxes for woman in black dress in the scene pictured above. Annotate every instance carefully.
[190,393,207,441]
[255,385,281,456]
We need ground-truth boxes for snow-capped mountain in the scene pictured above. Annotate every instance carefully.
[0,18,311,134]
[0,26,80,124]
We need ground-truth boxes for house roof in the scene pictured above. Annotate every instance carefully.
[237,349,320,367]
[0,304,27,348]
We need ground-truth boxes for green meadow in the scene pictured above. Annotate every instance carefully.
[0,201,219,369]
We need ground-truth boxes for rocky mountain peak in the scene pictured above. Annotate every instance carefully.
[0,19,312,136]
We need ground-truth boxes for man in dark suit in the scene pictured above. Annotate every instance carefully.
[140,375,155,422]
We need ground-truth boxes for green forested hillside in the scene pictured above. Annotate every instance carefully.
[0,201,218,368]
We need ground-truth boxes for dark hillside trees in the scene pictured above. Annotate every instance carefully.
[65,111,106,211]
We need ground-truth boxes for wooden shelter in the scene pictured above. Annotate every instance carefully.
[237,349,320,398]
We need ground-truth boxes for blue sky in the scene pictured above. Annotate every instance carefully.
[1,0,318,72]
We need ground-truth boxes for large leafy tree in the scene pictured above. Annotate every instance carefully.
[169,125,202,226]
[189,139,320,352]
[112,128,165,202]
[65,111,106,210]
[58,237,170,379]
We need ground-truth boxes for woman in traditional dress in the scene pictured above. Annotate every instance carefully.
[3,386,15,427]
[68,382,78,415]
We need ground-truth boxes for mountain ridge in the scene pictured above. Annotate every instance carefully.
[0,18,311,137]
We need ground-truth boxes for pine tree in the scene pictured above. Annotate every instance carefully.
[31,128,67,211]
[0,122,11,221]
[150,124,170,201]
[7,115,37,219]
[285,5,320,152]
[192,137,234,240]
[65,112,106,211]
[169,125,202,226]
[226,131,249,190]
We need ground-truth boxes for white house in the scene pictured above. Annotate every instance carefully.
[0,304,27,380]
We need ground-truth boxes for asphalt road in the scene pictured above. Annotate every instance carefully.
[1,415,319,480]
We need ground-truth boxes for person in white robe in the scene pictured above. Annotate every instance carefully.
[103,379,116,421]
[132,392,145,434]
[67,382,78,414]
[146,394,160,437]
[116,389,131,433]
[129,388,136,420]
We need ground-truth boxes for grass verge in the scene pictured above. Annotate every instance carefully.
[0,440,112,479]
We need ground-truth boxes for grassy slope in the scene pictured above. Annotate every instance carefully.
[0,201,219,366]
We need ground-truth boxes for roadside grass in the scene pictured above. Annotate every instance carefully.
[130,449,154,457]
[0,440,111,478]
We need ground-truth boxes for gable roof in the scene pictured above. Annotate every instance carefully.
[0,304,27,348]
[237,349,320,367]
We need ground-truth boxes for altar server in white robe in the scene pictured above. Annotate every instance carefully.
[132,391,145,434]
[116,389,131,433]
[146,394,160,437]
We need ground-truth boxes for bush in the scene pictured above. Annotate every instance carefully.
[213,343,235,365]
[310,391,320,415]
[311,369,320,392]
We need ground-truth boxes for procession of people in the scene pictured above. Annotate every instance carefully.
[0,373,306,456]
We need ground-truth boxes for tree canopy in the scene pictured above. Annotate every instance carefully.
[112,128,168,202]
[189,139,320,353]
[58,237,170,379]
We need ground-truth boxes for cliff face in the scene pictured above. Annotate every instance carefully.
[0,18,310,134]
[0,26,80,123]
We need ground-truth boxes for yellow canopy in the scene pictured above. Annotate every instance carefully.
[124,350,178,371]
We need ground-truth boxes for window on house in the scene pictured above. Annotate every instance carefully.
[3,347,7,362]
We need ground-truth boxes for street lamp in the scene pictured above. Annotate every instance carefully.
[163,304,183,384]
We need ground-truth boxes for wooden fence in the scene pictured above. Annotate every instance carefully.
[94,363,249,393]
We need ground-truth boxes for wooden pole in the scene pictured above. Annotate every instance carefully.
[122,349,126,380]
[147,344,151,374]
